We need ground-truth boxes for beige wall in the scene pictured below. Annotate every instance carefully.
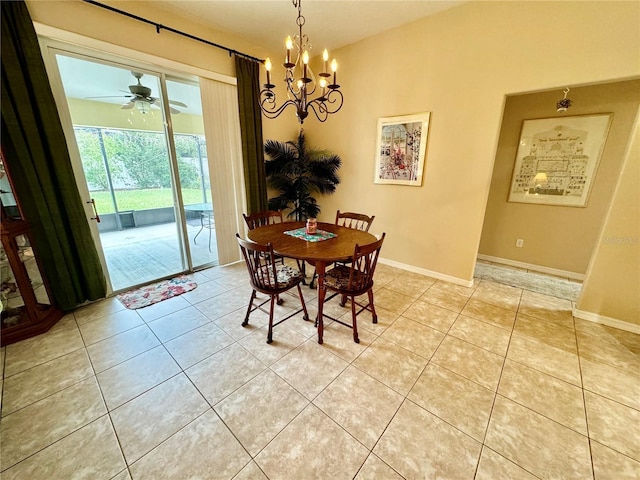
[577,118,640,326]
[298,1,640,284]
[479,80,640,275]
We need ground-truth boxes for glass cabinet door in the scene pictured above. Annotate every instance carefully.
[0,153,63,346]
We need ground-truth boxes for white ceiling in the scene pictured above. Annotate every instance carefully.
[152,1,465,54]
[56,1,465,115]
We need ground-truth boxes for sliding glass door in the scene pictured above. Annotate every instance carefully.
[165,79,218,267]
[51,53,217,292]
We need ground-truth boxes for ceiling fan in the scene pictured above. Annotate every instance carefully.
[88,71,188,114]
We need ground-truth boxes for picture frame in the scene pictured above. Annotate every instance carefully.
[508,113,612,207]
[374,112,430,186]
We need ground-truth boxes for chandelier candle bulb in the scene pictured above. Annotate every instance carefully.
[323,49,329,73]
[302,51,309,80]
[265,58,272,86]
[286,36,293,65]
[319,78,327,97]
[331,59,337,85]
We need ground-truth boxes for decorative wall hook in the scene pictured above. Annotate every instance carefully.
[556,87,572,112]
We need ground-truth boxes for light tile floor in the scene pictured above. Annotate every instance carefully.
[1,263,639,479]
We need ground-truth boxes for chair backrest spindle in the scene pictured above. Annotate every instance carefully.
[335,210,375,232]
[236,234,281,291]
[347,234,384,292]
[243,210,283,231]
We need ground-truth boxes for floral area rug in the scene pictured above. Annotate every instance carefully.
[117,275,197,309]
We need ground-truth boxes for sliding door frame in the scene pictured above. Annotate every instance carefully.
[37,25,246,292]
[45,48,199,292]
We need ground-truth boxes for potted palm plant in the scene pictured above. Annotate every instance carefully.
[264,129,341,221]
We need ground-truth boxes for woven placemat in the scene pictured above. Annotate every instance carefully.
[284,227,337,242]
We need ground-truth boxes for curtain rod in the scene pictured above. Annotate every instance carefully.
[82,0,264,64]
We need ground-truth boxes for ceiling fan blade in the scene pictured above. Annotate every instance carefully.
[121,102,134,110]
[169,106,181,114]
[151,98,187,113]
[86,95,132,99]
[168,100,188,108]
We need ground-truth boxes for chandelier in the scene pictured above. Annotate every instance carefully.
[259,0,343,124]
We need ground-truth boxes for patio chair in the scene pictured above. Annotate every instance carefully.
[236,234,309,343]
[194,211,215,252]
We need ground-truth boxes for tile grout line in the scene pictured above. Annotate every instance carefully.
[1,264,636,478]
[76,311,132,478]
[473,286,520,479]
[574,311,598,480]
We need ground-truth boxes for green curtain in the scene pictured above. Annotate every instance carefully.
[1,0,106,310]
[234,55,268,214]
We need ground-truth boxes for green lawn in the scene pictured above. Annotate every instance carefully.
[90,188,210,213]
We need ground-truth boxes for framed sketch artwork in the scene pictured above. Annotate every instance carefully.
[508,113,612,206]
[374,112,430,186]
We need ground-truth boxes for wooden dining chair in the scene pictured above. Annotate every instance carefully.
[308,210,375,288]
[242,210,283,230]
[319,233,385,343]
[335,210,375,232]
[244,210,308,280]
[243,210,286,265]
[236,234,309,343]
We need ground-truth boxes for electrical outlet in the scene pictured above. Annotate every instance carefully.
[516,239,524,248]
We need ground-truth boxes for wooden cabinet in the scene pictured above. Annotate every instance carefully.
[1,155,63,346]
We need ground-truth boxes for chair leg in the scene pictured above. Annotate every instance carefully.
[267,295,276,344]
[194,216,204,244]
[242,290,257,326]
[351,296,359,343]
[208,224,212,253]
[368,289,378,324]
[296,260,307,285]
[340,294,347,307]
[309,269,317,289]
[296,283,310,321]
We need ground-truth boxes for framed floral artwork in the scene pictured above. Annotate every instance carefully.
[508,113,613,206]
[374,112,430,186]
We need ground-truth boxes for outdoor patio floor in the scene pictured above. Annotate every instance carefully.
[99,221,219,293]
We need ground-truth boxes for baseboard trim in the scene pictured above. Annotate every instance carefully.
[379,258,474,288]
[477,254,585,281]
[572,308,640,334]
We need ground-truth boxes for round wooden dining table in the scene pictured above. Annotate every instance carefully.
[247,221,377,344]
